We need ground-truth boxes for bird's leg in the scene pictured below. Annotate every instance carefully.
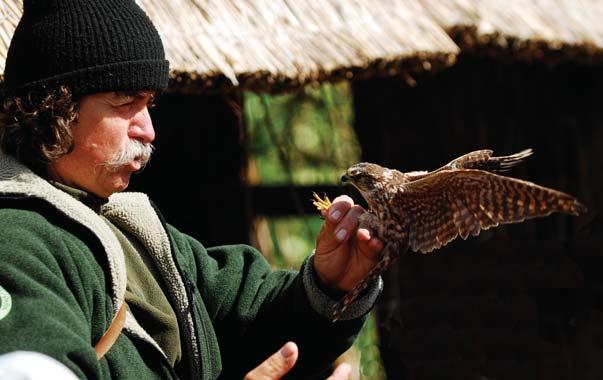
[331,241,402,322]
[313,194,403,321]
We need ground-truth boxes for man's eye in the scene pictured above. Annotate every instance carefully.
[118,101,135,108]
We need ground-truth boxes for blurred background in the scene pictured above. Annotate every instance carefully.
[3,0,603,378]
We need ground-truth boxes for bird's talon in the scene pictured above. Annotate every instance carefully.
[312,192,332,212]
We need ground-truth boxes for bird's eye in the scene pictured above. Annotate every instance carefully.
[348,169,362,177]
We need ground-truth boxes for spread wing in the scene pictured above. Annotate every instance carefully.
[407,149,533,182]
[395,169,586,253]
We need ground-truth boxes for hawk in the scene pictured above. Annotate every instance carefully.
[313,149,586,321]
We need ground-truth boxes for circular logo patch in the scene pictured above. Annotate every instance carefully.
[0,285,12,321]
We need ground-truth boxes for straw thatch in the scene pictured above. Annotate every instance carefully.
[0,1,19,64]
[141,0,458,92]
[1,0,603,92]
[421,0,603,64]
[0,0,458,92]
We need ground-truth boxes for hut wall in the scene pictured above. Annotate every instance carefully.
[352,56,603,380]
[129,92,249,247]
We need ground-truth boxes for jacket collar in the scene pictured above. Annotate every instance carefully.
[0,150,178,357]
[0,149,128,315]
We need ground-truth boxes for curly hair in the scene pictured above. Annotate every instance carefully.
[0,86,79,174]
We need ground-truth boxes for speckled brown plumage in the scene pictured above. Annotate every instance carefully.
[325,149,586,321]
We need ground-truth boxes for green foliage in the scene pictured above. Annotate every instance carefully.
[244,82,361,185]
[357,312,387,380]
[250,216,323,269]
[244,81,385,380]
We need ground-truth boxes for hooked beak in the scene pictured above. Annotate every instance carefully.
[341,173,350,182]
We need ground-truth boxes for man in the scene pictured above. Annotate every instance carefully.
[0,0,383,379]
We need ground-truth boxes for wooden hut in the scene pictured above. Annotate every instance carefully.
[352,1,603,380]
[2,1,602,379]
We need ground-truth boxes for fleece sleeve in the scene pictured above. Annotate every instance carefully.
[167,225,378,379]
[0,209,105,379]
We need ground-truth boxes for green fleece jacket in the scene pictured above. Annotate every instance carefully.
[0,150,381,380]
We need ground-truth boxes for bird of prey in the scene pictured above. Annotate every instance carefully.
[313,149,586,321]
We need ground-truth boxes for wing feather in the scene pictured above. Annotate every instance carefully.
[394,169,586,254]
[407,149,534,183]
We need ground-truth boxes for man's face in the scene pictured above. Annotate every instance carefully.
[47,91,156,198]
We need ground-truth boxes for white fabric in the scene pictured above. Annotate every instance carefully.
[0,351,78,380]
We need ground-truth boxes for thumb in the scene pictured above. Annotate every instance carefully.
[326,362,352,380]
[244,342,299,380]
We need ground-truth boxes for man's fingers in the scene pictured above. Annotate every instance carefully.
[330,205,366,243]
[356,228,384,261]
[324,196,354,225]
[322,195,369,243]
[244,342,298,380]
[326,362,352,380]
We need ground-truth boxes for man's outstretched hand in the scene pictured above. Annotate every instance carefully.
[313,195,384,292]
[244,342,351,380]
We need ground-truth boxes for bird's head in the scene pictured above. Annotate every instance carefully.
[342,162,395,199]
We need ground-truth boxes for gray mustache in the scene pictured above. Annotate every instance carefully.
[104,139,154,170]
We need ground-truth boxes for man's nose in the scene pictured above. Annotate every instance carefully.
[128,107,155,144]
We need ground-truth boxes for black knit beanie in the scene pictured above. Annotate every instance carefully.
[3,0,169,98]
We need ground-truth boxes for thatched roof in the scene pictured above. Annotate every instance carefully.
[422,0,603,64]
[140,0,459,92]
[1,0,603,93]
